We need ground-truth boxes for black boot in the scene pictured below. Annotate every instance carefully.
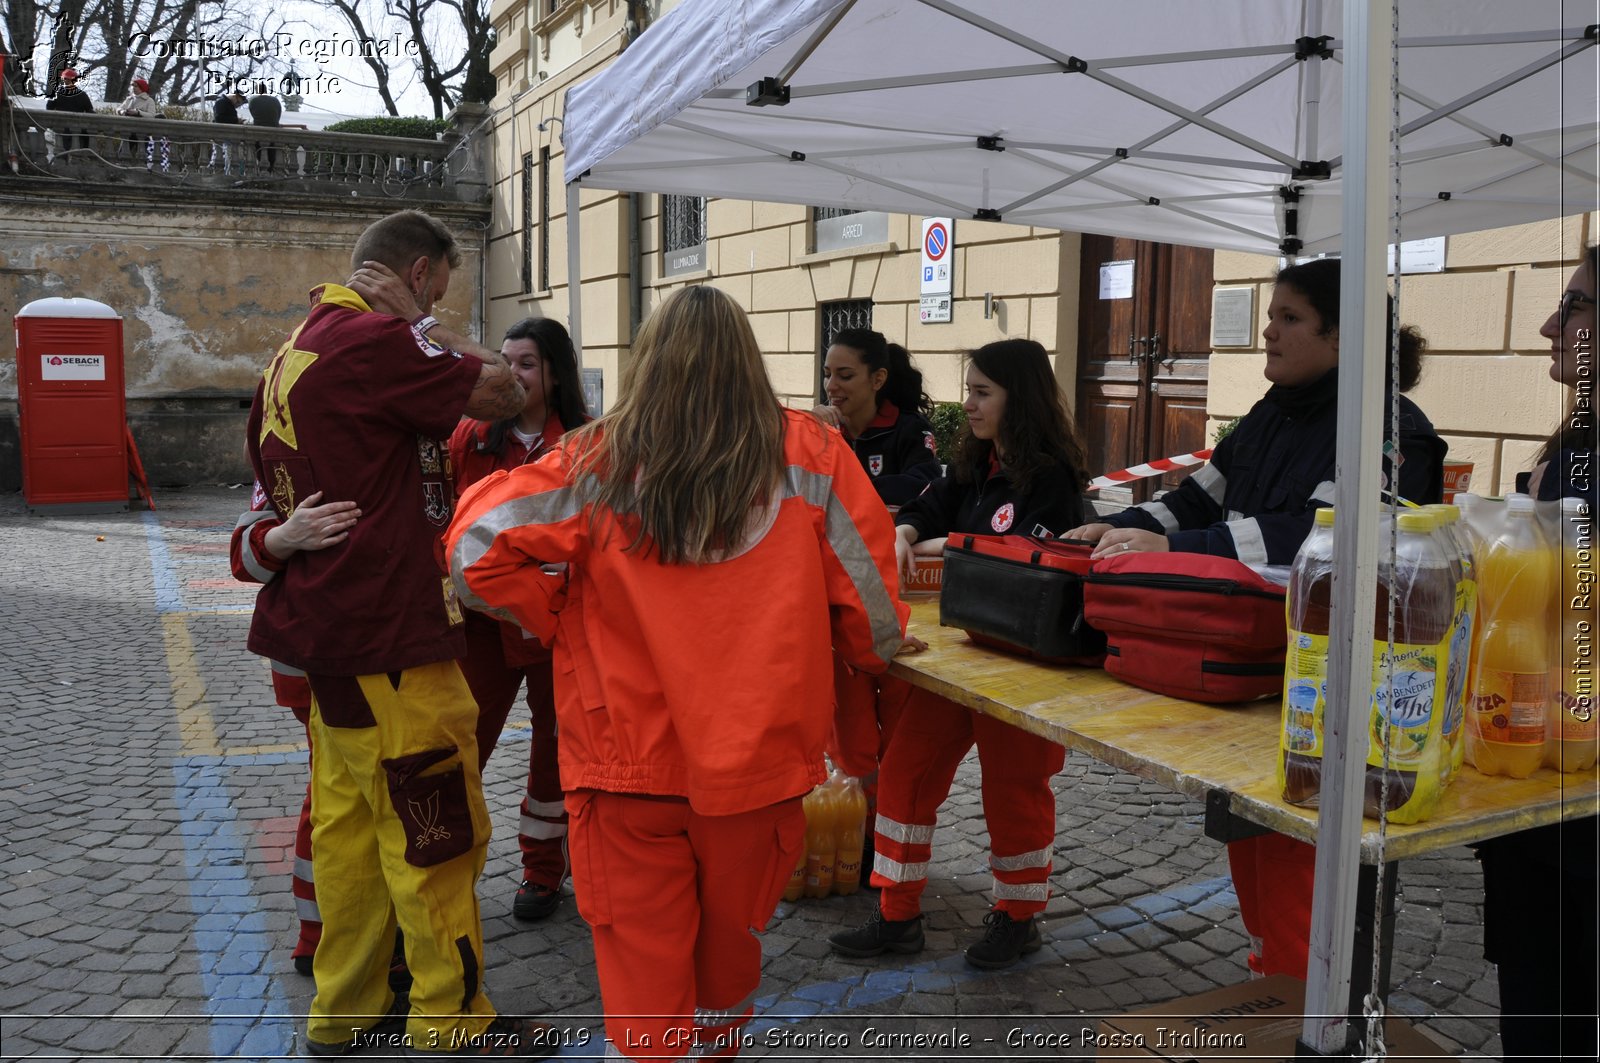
[828,906,925,958]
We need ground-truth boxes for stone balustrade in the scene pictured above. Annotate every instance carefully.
[1,104,489,204]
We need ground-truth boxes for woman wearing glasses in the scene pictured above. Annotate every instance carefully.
[1475,245,1599,1063]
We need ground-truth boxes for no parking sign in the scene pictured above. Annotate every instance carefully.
[920,217,953,323]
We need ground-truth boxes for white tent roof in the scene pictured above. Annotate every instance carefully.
[564,0,1598,255]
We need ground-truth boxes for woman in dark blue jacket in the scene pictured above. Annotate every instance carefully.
[814,329,943,505]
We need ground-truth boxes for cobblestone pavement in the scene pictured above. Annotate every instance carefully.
[0,486,1502,1061]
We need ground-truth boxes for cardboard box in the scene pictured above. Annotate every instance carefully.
[1096,976,1448,1062]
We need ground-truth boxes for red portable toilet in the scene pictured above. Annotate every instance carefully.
[14,297,129,512]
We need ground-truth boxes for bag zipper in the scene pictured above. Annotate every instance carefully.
[1085,571,1282,600]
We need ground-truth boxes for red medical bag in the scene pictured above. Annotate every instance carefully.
[939,534,1106,663]
[1084,552,1288,703]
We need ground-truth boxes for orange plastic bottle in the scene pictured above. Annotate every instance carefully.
[832,775,868,895]
[1469,495,1554,778]
[802,783,837,898]
[1549,496,1600,773]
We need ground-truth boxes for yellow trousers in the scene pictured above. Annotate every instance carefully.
[306,660,496,1048]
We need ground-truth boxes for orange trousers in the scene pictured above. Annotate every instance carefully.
[871,688,1064,920]
[567,791,805,1061]
[1225,833,1315,978]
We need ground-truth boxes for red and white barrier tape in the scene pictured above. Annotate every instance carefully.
[1087,448,1213,492]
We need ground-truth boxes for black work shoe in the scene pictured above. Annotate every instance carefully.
[403,1016,560,1058]
[964,909,1042,970]
[828,907,925,958]
[511,881,562,922]
[303,1008,408,1056]
[293,953,314,977]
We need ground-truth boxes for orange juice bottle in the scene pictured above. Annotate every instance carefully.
[1469,495,1554,778]
[782,847,807,902]
[1549,497,1600,773]
[833,775,868,895]
[802,783,837,898]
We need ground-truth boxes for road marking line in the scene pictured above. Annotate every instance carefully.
[162,613,222,758]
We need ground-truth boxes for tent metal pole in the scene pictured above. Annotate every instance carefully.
[567,179,583,368]
[1301,0,1390,1054]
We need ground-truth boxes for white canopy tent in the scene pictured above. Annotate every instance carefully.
[555,0,1598,1053]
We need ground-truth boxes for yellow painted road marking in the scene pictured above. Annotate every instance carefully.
[162,613,222,757]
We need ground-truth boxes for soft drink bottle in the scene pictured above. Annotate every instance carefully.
[782,847,806,903]
[1280,508,1337,805]
[1424,503,1477,783]
[1549,497,1600,773]
[802,782,837,898]
[1364,511,1454,819]
[833,775,868,895]
[1469,494,1555,778]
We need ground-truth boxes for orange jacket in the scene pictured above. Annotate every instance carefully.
[446,410,908,816]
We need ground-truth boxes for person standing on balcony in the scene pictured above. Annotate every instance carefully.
[46,68,94,155]
[248,83,283,170]
[117,78,164,170]
[210,89,245,173]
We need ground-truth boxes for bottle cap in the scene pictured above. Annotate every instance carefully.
[1314,507,1335,526]
[1424,503,1459,524]
[1396,512,1435,534]
[1506,495,1536,514]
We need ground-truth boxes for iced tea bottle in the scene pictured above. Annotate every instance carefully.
[1280,507,1336,805]
[1363,511,1454,816]
[1469,495,1555,778]
[1424,504,1477,783]
[1549,496,1599,773]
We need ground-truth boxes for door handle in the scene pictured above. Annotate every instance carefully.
[1127,333,1138,363]
[1144,332,1163,361]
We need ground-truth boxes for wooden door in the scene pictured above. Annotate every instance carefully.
[1075,237,1214,506]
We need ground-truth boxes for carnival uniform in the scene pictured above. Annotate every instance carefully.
[1098,366,1447,980]
[871,453,1088,922]
[448,410,907,1061]
[230,486,321,972]
[448,413,581,900]
[247,282,497,1050]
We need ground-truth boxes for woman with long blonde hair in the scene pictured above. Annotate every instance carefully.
[447,285,908,1061]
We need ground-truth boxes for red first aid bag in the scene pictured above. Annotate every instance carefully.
[939,534,1106,663]
[1083,552,1287,703]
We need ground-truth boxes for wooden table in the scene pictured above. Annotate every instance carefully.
[887,600,1599,862]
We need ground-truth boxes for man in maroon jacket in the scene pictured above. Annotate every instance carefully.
[247,210,554,1058]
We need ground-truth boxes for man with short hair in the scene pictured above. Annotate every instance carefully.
[247,210,553,1058]
[210,89,246,172]
[247,83,283,170]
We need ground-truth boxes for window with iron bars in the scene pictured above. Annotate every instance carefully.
[662,194,707,276]
[818,299,873,402]
[521,152,534,294]
[539,146,551,292]
[663,194,706,252]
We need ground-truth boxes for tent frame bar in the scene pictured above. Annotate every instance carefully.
[1302,0,1390,1054]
